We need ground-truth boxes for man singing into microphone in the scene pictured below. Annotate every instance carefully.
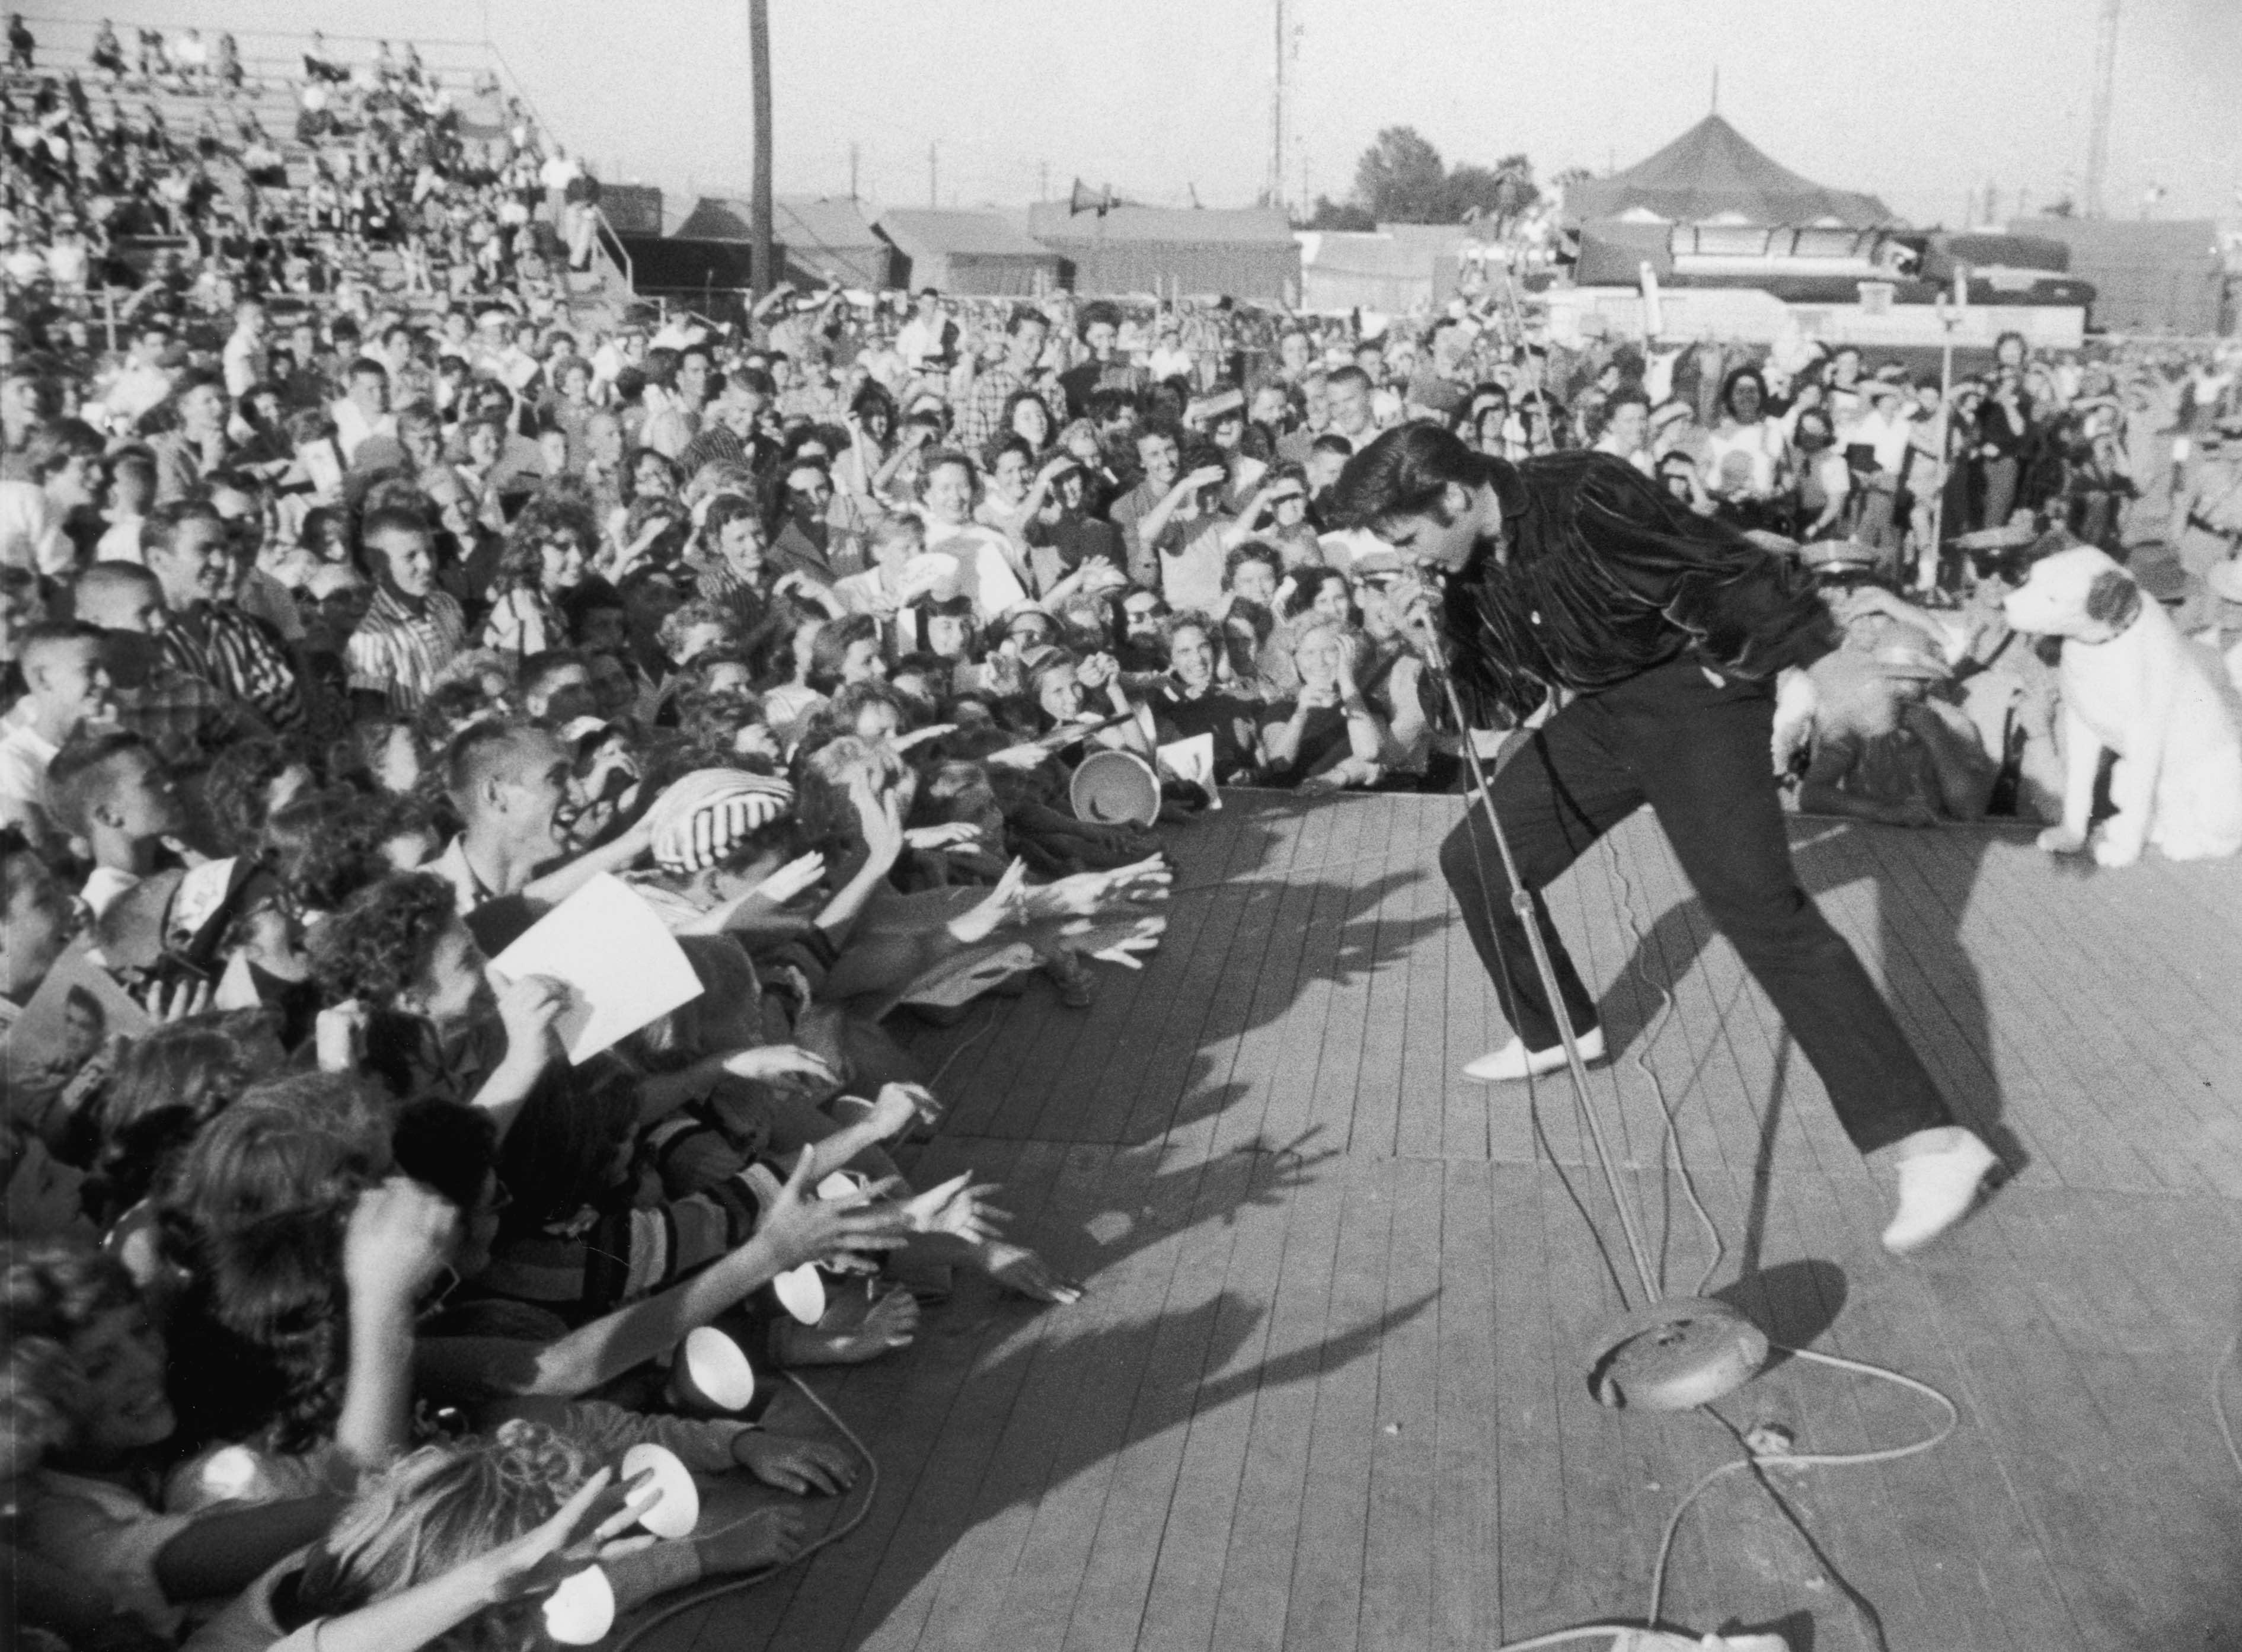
[1332,425,1995,1254]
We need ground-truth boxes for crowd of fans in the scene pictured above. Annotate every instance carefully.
[8,20,2242,1652]
[2,13,586,335]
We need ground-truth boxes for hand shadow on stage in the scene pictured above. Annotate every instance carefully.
[716,1283,1438,1651]
[1591,819,2029,1270]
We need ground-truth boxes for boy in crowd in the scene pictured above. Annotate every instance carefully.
[41,728,192,918]
[142,501,305,731]
[0,622,115,842]
[347,506,468,715]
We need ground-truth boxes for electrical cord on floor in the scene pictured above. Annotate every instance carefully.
[2211,1322,2242,1485]
[608,1373,879,1652]
[1482,1344,1959,1652]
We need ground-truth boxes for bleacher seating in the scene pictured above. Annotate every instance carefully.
[1,14,636,332]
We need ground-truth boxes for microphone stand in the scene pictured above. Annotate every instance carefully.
[1413,578,1765,1411]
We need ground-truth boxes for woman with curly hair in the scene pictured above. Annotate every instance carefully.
[88,1010,289,1238]
[8,1197,452,1646]
[4,1239,359,1645]
[203,738,319,857]
[480,495,596,662]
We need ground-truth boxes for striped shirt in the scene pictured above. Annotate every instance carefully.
[161,606,306,731]
[478,1161,783,1322]
[344,586,468,714]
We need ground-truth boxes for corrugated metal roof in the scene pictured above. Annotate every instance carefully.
[673,194,884,251]
[1027,203,1295,246]
[877,210,1059,261]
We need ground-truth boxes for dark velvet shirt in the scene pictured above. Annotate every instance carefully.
[1440,451,1841,726]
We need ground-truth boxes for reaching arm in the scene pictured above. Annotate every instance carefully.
[518,817,653,908]
[333,1181,458,1475]
[152,1497,344,1602]
[414,1159,911,1399]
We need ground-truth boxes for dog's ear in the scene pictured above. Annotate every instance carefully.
[2085,569,2141,634]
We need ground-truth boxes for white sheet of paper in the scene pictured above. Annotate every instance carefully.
[1157,732,1220,809]
[490,874,702,1063]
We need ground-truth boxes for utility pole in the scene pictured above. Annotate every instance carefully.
[1268,0,1286,210]
[2084,0,2119,217]
[1039,159,1049,202]
[748,0,773,297]
[928,143,937,209]
[849,141,860,202]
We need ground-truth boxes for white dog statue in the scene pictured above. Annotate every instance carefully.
[2001,545,2242,865]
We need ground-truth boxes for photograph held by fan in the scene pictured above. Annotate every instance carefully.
[1333,425,1997,1255]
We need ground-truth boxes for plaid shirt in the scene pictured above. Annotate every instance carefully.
[957,365,1066,454]
[345,586,468,714]
[676,423,750,482]
[162,605,305,733]
[114,664,265,767]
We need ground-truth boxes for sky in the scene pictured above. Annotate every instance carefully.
[55,1,2242,228]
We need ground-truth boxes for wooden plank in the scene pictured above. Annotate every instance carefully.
[1487,1159,1569,1641]
[1252,794,1368,1155]
[1206,795,1341,1160]
[1116,802,1307,1151]
[905,1138,1184,1652]
[1394,800,1455,1161]
[1303,801,1391,1155]
[1056,1145,1287,1650]
[1202,1136,1353,1651]
[1276,1153,1400,1651]
[1858,826,2174,1191]
[1429,1158,1502,1651]
[1351,805,1422,1158]
[1125,1143,1312,1652]
[1357,1152,1445,1652]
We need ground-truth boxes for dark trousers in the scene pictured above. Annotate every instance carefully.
[1438,656,1953,1156]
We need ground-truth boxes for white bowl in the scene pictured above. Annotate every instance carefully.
[774,1261,828,1325]
[542,1567,615,1644]
[619,1442,700,1540]
[673,1325,756,1413]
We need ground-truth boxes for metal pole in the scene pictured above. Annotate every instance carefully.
[1417,618,1660,1306]
[748,0,774,299]
[1270,0,1286,210]
[1924,303,1958,592]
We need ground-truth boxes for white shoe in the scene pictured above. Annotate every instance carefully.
[1463,1025,1606,1082]
[1881,1128,1998,1254]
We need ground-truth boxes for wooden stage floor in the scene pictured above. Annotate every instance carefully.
[653,791,2242,1652]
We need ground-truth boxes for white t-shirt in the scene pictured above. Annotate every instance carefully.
[0,722,58,822]
[82,865,142,920]
[0,480,68,576]
[98,514,146,563]
[1703,419,1788,498]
